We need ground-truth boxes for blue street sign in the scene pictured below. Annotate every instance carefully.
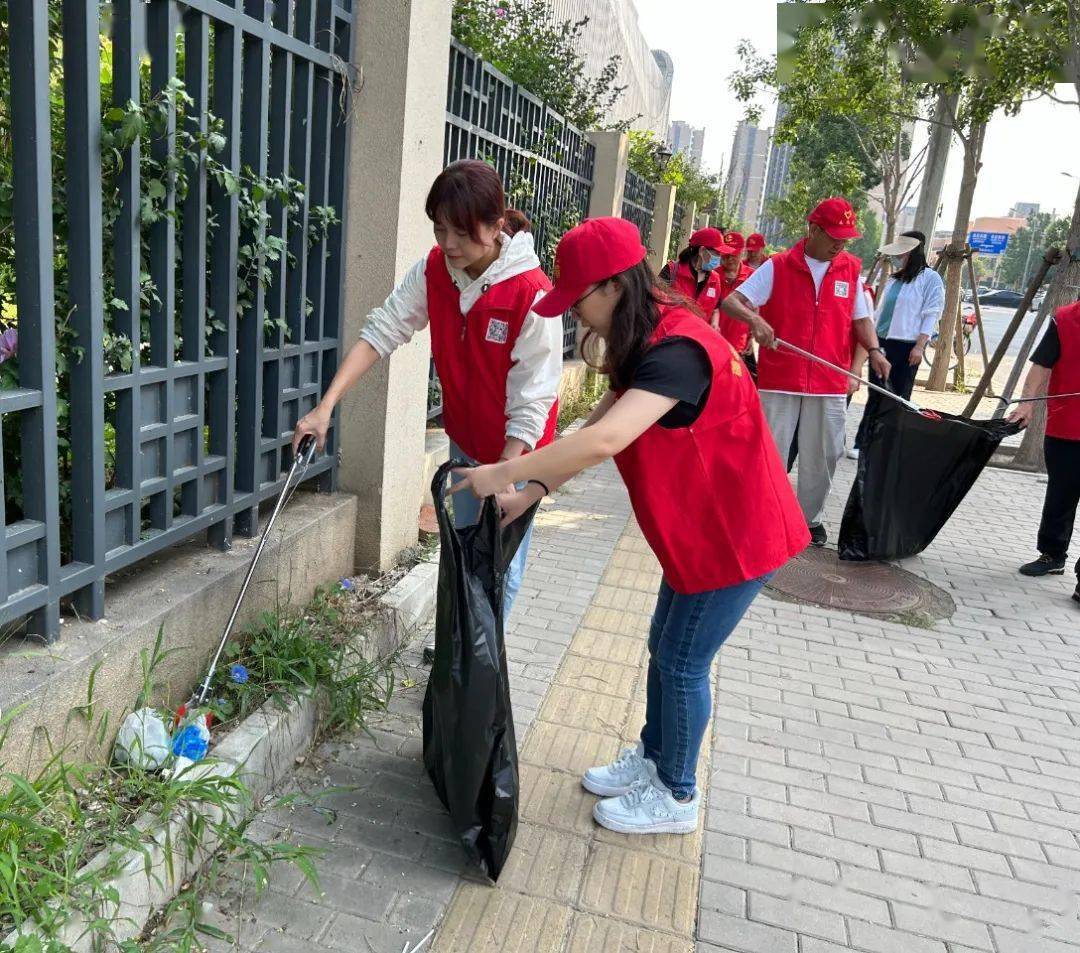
[968,231,1010,255]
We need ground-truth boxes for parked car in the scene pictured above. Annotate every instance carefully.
[979,289,1026,308]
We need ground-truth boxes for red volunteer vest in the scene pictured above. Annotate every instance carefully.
[717,262,754,352]
[613,306,809,594]
[757,240,862,395]
[667,261,723,322]
[1047,301,1080,441]
[425,247,558,464]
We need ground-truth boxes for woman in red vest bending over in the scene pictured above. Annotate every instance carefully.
[660,227,735,328]
[293,160,562,616]
[452,218,808,835]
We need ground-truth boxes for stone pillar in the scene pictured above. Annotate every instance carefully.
[675,199,697,254]
[336,0,451,570]
[647,183,677,270]
[587,130,629,218]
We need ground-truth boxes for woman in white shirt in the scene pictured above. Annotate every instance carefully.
[851,231,945,455]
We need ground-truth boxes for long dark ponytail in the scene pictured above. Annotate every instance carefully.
[583,261,698,390]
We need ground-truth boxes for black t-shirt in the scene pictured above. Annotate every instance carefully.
[624,337,712,428]
[1031,320,1061,368]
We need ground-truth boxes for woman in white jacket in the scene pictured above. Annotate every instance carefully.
[293,160,563,614]
[850,231,945,456]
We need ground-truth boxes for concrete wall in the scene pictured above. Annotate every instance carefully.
[335,0,452,571]
[0,494,357,780]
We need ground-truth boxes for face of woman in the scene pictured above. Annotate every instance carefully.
[433,214,503,270]
[572,280,622,339]
[890,251,911,271]
[696,247,722,274]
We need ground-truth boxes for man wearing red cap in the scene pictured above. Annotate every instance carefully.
[746,233,769,270]
[721,198,891,548]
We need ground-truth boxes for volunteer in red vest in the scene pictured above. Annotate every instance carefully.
[293,160,561,617]
[721,197,891,548]
[746,233,769,270]
[716,230,756,361]
[1010,299,1080,606]
[659,227,735,326]
[452,218,808,835]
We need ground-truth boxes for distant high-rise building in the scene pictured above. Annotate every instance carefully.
[1009,202,1040,220]
[897,205,918,235]
[547,0,673,135]
[759,103,794,244]
[725,120,771,230]
[668,120,706,169]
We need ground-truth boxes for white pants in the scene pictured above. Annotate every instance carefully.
[760,392,847,527]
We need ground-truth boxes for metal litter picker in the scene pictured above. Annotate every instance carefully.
[172,436,319,762]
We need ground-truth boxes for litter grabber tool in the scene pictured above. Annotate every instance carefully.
[172,435,319,760]
[773,338,941,419]
[994,391,1080,407]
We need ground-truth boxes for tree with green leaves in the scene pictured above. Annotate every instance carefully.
[451,0,629,130]
[996,212,1072,291]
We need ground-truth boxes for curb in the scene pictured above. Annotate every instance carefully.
[3,556,439,952]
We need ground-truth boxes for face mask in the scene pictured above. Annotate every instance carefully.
[890,256,907,270]
[701,254,722,273]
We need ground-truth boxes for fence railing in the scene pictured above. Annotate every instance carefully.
[622,169,656,249]
[0,1,353,641]
[428,39,595,417]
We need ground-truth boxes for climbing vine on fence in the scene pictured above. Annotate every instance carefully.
[0,9,338,556]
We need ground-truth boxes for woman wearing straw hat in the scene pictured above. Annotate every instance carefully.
[849,231,944,458]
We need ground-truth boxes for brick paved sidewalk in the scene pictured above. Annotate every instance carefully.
[202,409,1080,953]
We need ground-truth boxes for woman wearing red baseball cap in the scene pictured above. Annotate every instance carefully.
[452,217,808,835]
[659,227,734,328]
[746,233,769,269]
[715,230,757,370]
[293,160,562,618]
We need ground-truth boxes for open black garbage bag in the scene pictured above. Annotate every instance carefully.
[422,460,538,880]
[839,403,1020,562]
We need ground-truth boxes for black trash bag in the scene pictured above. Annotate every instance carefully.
[422,460,538,880]
[839,403,1020,562]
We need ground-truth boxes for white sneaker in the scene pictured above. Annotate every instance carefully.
[593,777,700,835]
[582,743,653,797]
[846,448,860,460]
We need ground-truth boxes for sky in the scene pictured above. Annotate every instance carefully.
[632,0,1080,228]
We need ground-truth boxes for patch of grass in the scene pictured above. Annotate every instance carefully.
[557,370,606,432]
[1,579,397,952]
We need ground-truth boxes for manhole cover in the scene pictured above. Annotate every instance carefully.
[767,548,953,623]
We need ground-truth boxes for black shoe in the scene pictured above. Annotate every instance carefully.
[422,642,435,665]
[809,524,828,548]
[1019,554,1066,577]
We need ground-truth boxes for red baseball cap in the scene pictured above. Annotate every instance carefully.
[533,217,647,318]
[747,233,766,251]
[807,197,861,239]
[723,231,746,254]
[689,227,736,255]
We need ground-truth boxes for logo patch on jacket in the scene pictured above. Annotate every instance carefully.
[485,318,510,344]
[833,280,850,299]
[706,288,717,298]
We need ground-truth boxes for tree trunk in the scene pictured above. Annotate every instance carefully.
[913,88,959,240]
[926,121,986,391]
[1011,180,1080,470]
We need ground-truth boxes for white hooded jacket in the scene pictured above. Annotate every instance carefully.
[359,231,563,450]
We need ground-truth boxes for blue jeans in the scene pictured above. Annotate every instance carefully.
[641,575,769,799]
[448,441,533,622]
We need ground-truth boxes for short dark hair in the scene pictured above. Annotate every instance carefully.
[894,230,928,283]
[504,208,532,235]
[425,160,506,241]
